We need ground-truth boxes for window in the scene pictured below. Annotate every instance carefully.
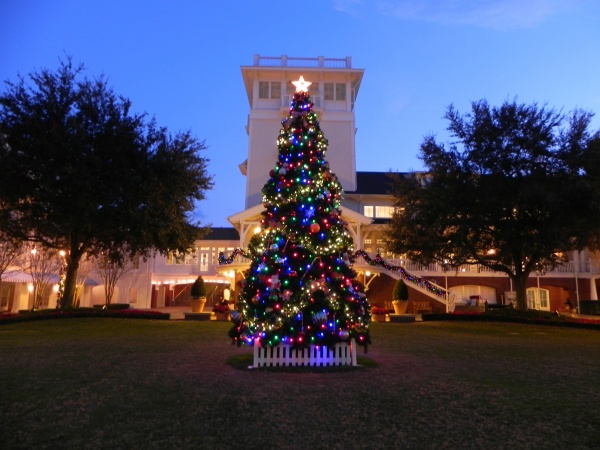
[364,238,372,245]
[271,82,281,99]
[0,284,14,309]
[335,83,346,101]
[324,83,346,101]
[184,248,197,265]
[199,247,210,272]
[212,247,227,266]
[259,81,269,99]
[166,250,192,265]
[363,205,395,218]
[259,81,281,99]
[375,206,394,218]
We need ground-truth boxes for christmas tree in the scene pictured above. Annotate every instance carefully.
[226,76,371,350]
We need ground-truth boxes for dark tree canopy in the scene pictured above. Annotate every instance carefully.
[387,99,600,310]
[0,58,213,307]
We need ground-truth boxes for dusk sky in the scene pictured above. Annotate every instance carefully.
[2,0,599,227]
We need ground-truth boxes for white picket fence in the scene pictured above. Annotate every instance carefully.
[251,339,357,368]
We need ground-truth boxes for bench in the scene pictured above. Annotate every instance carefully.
[412,301,432,314]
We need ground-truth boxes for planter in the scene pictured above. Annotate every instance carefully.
[190,297,206,313]
[214,311,230,321]
[372,314,386,322]
[392,300,409,314]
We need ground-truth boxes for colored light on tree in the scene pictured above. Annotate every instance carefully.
[229,76,371,349]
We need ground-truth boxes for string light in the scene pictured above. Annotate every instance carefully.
[220,78,371,350]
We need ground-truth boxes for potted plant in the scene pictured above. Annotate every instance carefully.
[190,275,207,312]
[371,306,388,322]
[392,279,409,314]
[212,303,230,321]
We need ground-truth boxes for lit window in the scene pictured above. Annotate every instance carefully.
[375,206,394,218]
[364,205,395,218]
[184,248,197,265]
[364,238,372,245]
[166,251,184,265]
[0,285,13,308]
[199,253,209,272]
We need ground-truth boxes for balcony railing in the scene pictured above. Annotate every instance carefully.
[366,257,599,275]
[213,250,599,279]
[253,54,352,69]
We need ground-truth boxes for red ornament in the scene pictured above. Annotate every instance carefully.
[310,223,321,233]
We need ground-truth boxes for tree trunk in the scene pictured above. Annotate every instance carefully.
[61,254,80,309]
[512,273,529,310]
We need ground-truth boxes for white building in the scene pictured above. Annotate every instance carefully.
[1,55,598,315]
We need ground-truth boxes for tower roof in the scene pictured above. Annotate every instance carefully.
[240,54,364,107]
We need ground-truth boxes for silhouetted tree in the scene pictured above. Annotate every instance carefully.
[0,58,213,308]
[387,100,600,310]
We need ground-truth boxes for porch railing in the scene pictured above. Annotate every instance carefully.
[376,258,599,275]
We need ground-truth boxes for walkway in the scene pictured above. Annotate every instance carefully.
[154,306,195,320]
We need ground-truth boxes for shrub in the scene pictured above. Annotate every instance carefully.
[93,303,130,310]
[392,279,409,301]
[0,308,169,324]
[371,306,389,315]
[580,300,600,315]
[191,276,207,298]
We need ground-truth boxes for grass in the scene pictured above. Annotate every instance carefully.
[1,319,599,449]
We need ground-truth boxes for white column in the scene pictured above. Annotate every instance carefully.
[590,277,598,301]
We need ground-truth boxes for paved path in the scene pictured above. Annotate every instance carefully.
[153,306,599,322]
[154,306,197,320]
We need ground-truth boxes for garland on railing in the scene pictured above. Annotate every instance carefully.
[218,248,252,265]
[218,247,447,298]
[353,250,447,298]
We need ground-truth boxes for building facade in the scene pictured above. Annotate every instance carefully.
[221,55,600,314]
[1,55,598,314]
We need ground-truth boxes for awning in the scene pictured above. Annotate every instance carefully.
[1,270,61,284]
[1,270,97,285]
[1,270,34,283]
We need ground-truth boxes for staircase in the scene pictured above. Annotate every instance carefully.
[354,251,450,310]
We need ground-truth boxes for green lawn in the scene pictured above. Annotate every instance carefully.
[1,319,599,449]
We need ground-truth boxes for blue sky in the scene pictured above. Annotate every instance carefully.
[2,0,599,227]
